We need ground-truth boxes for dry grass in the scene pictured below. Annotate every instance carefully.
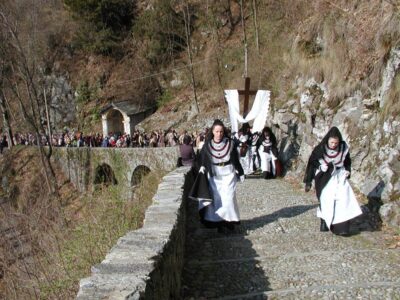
[288,0,399,104]
[381,70,400,120]
[0,147,165,299]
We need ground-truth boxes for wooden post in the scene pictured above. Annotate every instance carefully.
[238,77,257,118]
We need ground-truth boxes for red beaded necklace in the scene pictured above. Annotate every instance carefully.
[208,138,231,159]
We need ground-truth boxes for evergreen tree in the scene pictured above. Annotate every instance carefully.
[63,0,136,55]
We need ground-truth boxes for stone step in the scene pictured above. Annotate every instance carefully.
[185,231,385,262]
[215,283,400,300]
[77,273,145,300]
[182,249,400,299]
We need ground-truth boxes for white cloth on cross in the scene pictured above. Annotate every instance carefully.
[224,89,271,136]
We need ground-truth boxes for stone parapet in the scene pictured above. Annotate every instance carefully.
[76,166,193,299]
[53,147,180,200]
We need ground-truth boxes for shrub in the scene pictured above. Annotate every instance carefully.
[156,90,174,108]
[76,80,97,104]
[132,0,185,65]
[63,0,136,55]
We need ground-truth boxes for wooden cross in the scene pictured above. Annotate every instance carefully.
[238,77,257,118]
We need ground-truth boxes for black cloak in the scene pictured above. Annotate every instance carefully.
[303,127,351,200]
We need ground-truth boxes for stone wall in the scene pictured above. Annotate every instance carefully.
[76,166,193,299]
[53,147,180,200]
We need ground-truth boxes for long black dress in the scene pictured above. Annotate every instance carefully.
[189,136,244,230]
[304,127,360,235]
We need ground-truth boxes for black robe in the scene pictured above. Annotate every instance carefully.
[304,141,351,200]
[190,137,244,199]
[189,137,244,226]
[303,127,352,233]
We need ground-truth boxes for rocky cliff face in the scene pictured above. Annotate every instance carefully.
[272,46,400,228]
[44,75,76,131]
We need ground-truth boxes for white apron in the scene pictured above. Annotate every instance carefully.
[258,147,277,175]
[317,168,362,229]
[238,147,252,175]
[201,164,240,222]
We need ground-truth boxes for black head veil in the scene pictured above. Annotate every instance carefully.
[318,126,343,148]
[303,126,344,184]
[260,126,277,146]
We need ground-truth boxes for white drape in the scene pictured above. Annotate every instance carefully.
[224,89,271,136]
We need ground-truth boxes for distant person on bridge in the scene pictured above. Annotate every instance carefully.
[304,126,362,237]
[189,119,244,233]
[178,135,195,167]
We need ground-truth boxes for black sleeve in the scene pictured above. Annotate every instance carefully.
[191,147,196,160]
[344,152,351,173]
[198,145,212,175]
[231,146,244,176]
[303,147,321,184]
[232,136,240,147]
[272,145,279,157]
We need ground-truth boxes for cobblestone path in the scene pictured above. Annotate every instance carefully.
[182,177,400,299]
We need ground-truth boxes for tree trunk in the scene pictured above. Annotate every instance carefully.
[1,11,58,195]
[183,2,200,114]
[226,0,235,34]
[0,91,14,148]
[252,0,260,54]
[43,88,53,149]
[204,2,225,99]
[240,0,248,77]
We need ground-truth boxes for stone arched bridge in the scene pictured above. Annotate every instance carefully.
[53,147,180,200]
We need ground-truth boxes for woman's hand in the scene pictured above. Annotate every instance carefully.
[320,164,328,172]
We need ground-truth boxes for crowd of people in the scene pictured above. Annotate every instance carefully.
[1,129,206,149]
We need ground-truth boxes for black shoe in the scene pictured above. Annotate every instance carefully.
[336,232,351,237]
[320,219,329,232]
[262,171,272,179]
[226,222,235,231]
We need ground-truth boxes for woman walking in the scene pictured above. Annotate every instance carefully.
[304,127,362,236]
[190,119,244,233]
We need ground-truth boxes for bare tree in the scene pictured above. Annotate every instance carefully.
[225,0,239,36]
[240,0,248,77]
[0,92,14,149]
[181,1,200,114]
[252,0,260,54]
[0,21,14,148]
[0,6,57,194]
[205,2,225,95]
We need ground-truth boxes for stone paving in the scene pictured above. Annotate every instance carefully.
[181,177,400,299]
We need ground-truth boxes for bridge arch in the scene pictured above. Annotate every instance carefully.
[94,163,118,186]
[131,165,151,187]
